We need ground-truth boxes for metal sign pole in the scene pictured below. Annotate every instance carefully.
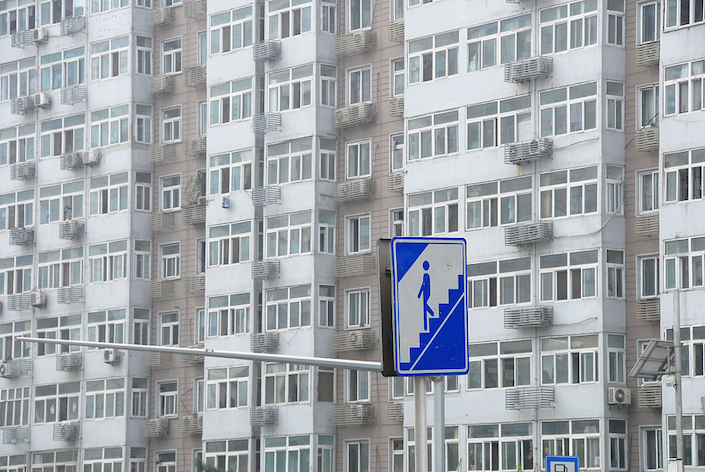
[433,377,445,472]
[414,377,428,472]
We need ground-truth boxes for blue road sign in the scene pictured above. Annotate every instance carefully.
[546,456,580,472]
[391,237,468,376]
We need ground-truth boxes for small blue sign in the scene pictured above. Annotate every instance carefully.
[391,237,468,376]
[546,456,580,472]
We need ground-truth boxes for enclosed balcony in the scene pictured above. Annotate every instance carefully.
[504,306,553,329]
[9,227,34,245]
[148,6,173,26]
[635,125,659,152]
[60,16,86,35]
[53,422,80,441]
[505,221,553,246]
[250,407,278,426]
[335,30,375,57]
[253,113,282,134]
[334,178,374,202]
[505,386,554,410]
[636,41,660,67]
[59,220,84,240]
[10,161,35,180]
[252,186,281,206]
[57,286,84,304]
[333,254,375,278]
[149,75,175,94]
[505,138,553,164]
[504,56,553,83]
[178,414,203,435]
[56,353,82,371]
[335,103,377,129]
[251,333,279,353]
[144,418,170,437]
[254,40,282,62]
[332,404,375,426]
[333,329,375,352]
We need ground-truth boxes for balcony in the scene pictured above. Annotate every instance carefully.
[57,286,84,304]
[250,406,278,426]
[2,426,29,445]
[389,96,404,118]
[252,186,281,206]
[505,386,554,410]
[251,260,280,280]
[9,227,34,246]
[183,274,205,294]
[388,20,404,42]
[637,298,660,322]
[333,329,375,352]
[184,65,207,87]
[144,418,170,437]
[251,333,279,353]
[332,404,375,426]
[149,75,175,94]
[0,359,31,378]
[504,56,553,83]
[10,96,35,114]
[335,178,374,202]
[335,103,377,129]
[635,213,659,236]
[253,40,282,62]
[333,253,376,278]
[184,135,207,156]
[53,421,80,441]
[184,0,206,18]
[148,280,174,299]
[149,144,175,163]
[504,306,553,329]
[387,402,403,423]
[178,414,203,435]
[638,384,662,408]
[635,125,659,152]
[60,16,86,35]
[388,172,404,192]
[59,220,84,240]
[636,41,660,67]
[505,138,553,164]
[149,212,175,232]
[60,85,87,105]
[56,353,82,371]
[10,161,35,180]
[253,113,282,134]
[504,221,553,246]
[60,152,84,171]
[335,30,375,57]
[148,6,173,26]
[182,203,206,225]
[7,294,31,311]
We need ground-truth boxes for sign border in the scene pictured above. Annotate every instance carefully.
[546,455,580,472]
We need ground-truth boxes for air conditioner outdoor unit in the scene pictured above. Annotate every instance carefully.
[103,348,121,364]
[608,387,632,405]
[0,362,12,378]
[29,291,45,307]
[32,28,48,43]
[33,92,50,108]
[83,149,101,166]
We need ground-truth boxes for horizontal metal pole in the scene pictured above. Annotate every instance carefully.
[19,337,383,372]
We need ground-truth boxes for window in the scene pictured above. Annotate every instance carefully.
[607,334,626,383]
[344,440,370,472]
[161,106,181,143]
[210,7,253,54]
[607,0,624,46]
[319,137,337,181]
[542,420,600,469]
[269,0,311,39]
[268,65,312,112]
[38,248,83,290]
[642,427,663,471]
[206,365,249,409]
[210,149,253,194]
[131,378,148,417]
[321,64,336,107]
[90,0,128,13]
[540,250,598,301]
[346,288,369,327]
[540,166,598,218]
[161,174,181,211]
[348,66,371,105]
[161,38,182,74]
[0,124,35,166]
[0,190,33,230]
[346,369,370,402]
[39,181,84,223]
[136,36,152,75]
[408,31,459,84]
[664,147,705,203]
[639,255,659,299]
[467,14,531,72]
[266,211,312,257]
[165,0,182,6]
[466,96,531,150]
[390,208,404,237]
[0,255,33,296]
[40,114,85,159]
[408,111,459,160]
[322,0,336,33]
[466,177,532,230]
[133,308,150,345]
[638,84,660,128]
[346,214,371,254]
[266,285,311,331]
[90,105,129,147]
[158,382,177,417]
[540,82,597,137]
[198,101,208,135]
[349,0,370,30]
[468,257,531,308]
[316,211,335,256]
[640,2,661,43]
[209,221,251,266]
[264,436,311,472]
[606,250,625,298]
[209,78,253,125]
[133,173,152,213]
[606,81,624,130]
[0,386,29,427]
[40,47,86,91]
[84,448,123,472]
[205,440,249,472]
[0,2,35,35]
[90,36,129,81]
[267,138,313,184]
[665,0,705,28]
[160,243,180,280]
[318,435,335,472]
[638,169,659,214]
[467,340,531,389]
[0,321,30,362]
[346,140,371,179]
[156,452,176,472]
[133,240,151,280]
[87,309,126,343]
[390,439,404,472]
[541,335,598,384]
[664,236,705,290]
[319,285,335,327]
[408,188,458,236]
[207,293,250,337]
[264,363,310,404]
[467,423,533,471]
[36,315,81,356]
[665,59,705,116]
[85,379,125,419]
[28,452,77,472]
[88,173,128,216]
[33,382,80,423]
[665,325,705,377]
[539,1,597,54]
[391,59,404,103]
[135,106,152,144]
[391,0,403,19]
[666,414,705,466]
[89,241,128,282]
[605,165,624,214]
